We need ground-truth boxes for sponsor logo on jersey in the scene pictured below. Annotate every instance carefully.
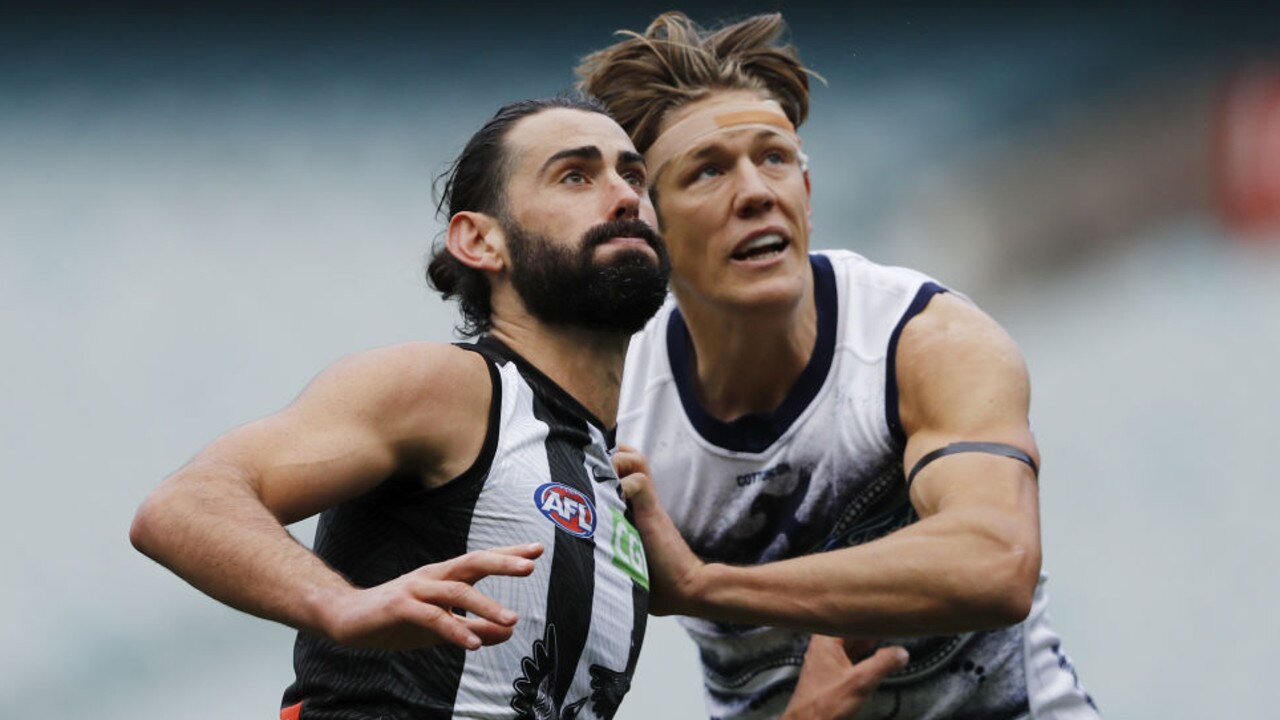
[534,482,596,538]
[735,463,792,487]
[610,508,649,589]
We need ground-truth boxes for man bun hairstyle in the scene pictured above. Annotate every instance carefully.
[576,12,817,154]
[427,95,609,337]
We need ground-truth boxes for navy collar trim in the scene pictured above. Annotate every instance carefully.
[666,254,837,454]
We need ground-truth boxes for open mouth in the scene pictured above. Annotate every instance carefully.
[731,232,789,261]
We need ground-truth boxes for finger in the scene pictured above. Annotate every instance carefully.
[394,599,483,650]
[617,472,657,509]
[480,542,545,560]
[413,579,520,627]
[619,472,643,500]
[463,616,519,646]
[611,448,650,477]
[428,548,541,584]
[806,634,847,659]
[847,646,910,688]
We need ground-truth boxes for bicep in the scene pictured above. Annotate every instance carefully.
[181,370,401,525]
[895,293,1040,520]
[177,344,485,525]
[196,406,396,525]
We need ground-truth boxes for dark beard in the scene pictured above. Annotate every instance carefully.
[505,217,671,335]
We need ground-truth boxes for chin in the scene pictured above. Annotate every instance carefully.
[721,275,807,313]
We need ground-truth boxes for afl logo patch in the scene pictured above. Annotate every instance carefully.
[534,482,596,538]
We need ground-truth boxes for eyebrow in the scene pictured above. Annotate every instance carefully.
[540,145,602,174]
[539,146,647,175]
[619,150,645,167]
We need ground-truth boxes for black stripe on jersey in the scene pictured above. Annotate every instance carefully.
[530,390,599,711]
[578,573,648,719]
[621,576,650,696]
[281,349,504,719]
[885,281,948,447]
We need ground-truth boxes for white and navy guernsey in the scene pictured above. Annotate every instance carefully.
[618,251,1098,720]
[282,337,649,720]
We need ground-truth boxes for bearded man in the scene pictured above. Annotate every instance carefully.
[131,96,671,719]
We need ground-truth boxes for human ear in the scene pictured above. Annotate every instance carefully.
[446,211,505,272]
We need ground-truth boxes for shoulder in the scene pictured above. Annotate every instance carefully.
[815,249,932,287]
[303,342,496,484]
[307,341,488,404]
[815,250,940,316]
[896,293,1030,437]
[810,250,946,360]
[897,294,1023,372]
[295,341,492,437]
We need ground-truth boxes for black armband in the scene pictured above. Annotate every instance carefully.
[906,441,1038,487]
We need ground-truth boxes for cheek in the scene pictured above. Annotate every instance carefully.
[638,198,659,229]
[662,234,699,275]
[670,242,722,290]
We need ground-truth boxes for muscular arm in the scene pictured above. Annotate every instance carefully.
[130,343,541,650]
[621,293,1041,637]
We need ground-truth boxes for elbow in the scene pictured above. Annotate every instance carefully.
[130,482,183,560]
[976,539,1041,626]
[129,492,163,558]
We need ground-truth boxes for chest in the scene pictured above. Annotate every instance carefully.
[638,384,910,565]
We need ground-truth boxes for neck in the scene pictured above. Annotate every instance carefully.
[675,272,818,422]
[488,316,630,427]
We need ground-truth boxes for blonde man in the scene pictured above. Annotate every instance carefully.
[581,13,1099,719]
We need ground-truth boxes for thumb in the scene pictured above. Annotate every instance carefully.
[848,646,909,688]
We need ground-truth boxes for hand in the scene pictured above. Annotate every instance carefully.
[612,445,705,615]
[323,543,544,651]
[781,636,909,720]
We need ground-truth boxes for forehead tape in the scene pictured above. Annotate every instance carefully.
[645,100,800,179]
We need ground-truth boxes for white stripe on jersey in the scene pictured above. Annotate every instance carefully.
[453,365,559,716]
[452,356,645,718]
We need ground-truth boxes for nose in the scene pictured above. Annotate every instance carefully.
[732,160,775,218]
[607,172,642,221]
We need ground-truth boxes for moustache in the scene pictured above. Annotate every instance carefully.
[581,219,665,254]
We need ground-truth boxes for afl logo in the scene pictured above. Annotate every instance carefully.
[534,482,596,538]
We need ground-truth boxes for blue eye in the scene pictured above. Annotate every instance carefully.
[561,171,587,184]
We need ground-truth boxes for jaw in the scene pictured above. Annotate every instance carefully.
[674,252,810,320]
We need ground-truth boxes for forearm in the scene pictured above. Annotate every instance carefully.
[684,506,1040,637]
[130,463,352,636]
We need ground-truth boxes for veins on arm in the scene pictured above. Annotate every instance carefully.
[895,292,1042,622]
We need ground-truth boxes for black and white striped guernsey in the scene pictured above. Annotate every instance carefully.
[282,337,649,719]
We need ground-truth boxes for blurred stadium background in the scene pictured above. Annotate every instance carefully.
[3,1,1278,717]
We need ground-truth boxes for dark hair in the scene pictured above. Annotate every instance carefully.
[426,95,610,336]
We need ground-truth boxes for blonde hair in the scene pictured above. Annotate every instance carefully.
[576,12,818,154]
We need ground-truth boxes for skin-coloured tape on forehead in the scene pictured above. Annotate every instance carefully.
[645,100,799,180]
[712,109,794,129]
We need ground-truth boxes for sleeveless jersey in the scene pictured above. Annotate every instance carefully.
[282,337,649,719]
[617,251,1097,719]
